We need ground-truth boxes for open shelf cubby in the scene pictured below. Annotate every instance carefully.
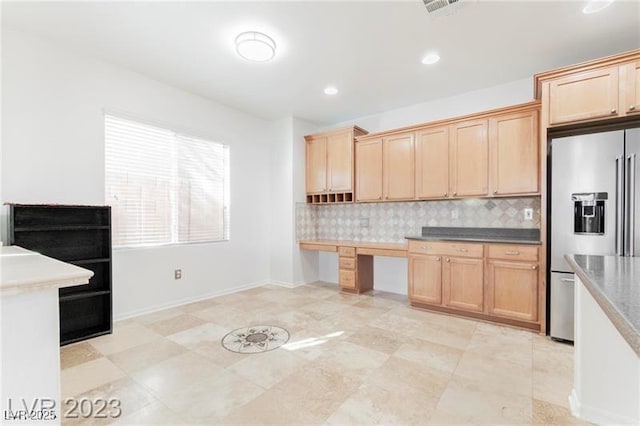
[306,192,354,204]
[8,204,113,346]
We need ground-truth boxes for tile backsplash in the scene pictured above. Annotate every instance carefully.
[296,197,540,243]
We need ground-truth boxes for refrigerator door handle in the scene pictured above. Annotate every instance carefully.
[616,155,624,255]
[629,154,636,257]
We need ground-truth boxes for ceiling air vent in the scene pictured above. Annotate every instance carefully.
[422,0,472,16]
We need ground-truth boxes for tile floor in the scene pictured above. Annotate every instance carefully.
[60,282,586,425]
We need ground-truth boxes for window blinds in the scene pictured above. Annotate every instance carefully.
[105,114,229,247]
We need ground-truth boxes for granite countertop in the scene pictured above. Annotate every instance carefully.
[405,227,541,245]
[0,246,93,296]
[565,254,640,357]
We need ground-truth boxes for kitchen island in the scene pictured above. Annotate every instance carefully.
[1,246,93,424]
[566,254,640,424]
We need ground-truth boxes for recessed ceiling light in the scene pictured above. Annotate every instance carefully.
[582,0,614,14]
[421,53,441,65]
[324,86,339,95]
[235,31,276,62]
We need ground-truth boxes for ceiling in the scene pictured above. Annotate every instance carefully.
[2,1,639,124]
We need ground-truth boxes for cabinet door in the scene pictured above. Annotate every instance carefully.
[306,137,327,194]
[487,260,538,322]
[327,130,353,192]
[443,256,484,312]
[549,66,619,125]
[383,133,415,200]
[415,126,449,199]
[408,254,442,305]
[489,110,539,195]
[355,139,383,201]
[622,61,640,116]
[450,120,489,197]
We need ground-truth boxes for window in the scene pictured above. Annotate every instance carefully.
[105,114,229,247]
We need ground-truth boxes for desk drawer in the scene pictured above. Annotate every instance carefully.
[338,246,356,257]
[339,257,356,270]
[487,244,538,261]
[408,240,483,258]
[339,270,356,288]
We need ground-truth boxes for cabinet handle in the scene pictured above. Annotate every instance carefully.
[532,265,538,270]
[436,257,440,261]
[611,109,617,114]
[443,192,448,197]
[630,105,637,111]
[385,196,389,200]
[493,191,498,195]
[505,251,520,255]
[421,245,429,249]
[446,258,450,262]
[456,248,468,252]
[378,196,382,200]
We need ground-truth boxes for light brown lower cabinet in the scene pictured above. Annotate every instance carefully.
[408,254,442,305]
[408,241,541,330]
[443,256,484,312]
[487,260,538,322]
[338,246,373,294]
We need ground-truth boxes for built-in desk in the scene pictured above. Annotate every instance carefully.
[299,240,407,293]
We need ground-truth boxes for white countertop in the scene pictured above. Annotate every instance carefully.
[0,246,93,296]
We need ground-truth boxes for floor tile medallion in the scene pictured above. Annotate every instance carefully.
[222,325,290,354]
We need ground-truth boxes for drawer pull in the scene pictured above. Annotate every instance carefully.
[630,105,636,111]
[532,265,538,270]
[561,278,575,283]
[446,258,450,263]
[456,248,468,252]
[505,251,520,255]
[436,257,440,261]
[611,109,617,114]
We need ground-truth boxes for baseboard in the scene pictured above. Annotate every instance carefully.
[569,388,637,424]
[270,280,310,289]
[113,280,271,322]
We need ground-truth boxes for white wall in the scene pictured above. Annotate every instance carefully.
[270,116,320,286]
[318,77,534,293]
[1,29,274,318]
[331,77,533,133]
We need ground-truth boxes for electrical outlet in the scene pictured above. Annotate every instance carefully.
[174,269,182,280]
[451,210,459,219]
[524,208,533,221]
[359,217,370,228]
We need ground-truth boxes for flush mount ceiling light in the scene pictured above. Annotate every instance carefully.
[235,31,276,62]
[583,0,614,14]
[421,53,441,65]
[324,86,339,95]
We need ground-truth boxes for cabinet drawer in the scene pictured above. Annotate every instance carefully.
[339,257,356,270]
[338,246,356,257]
[339,270,356,288]
[408,240,483,258]
[487,244,538,261]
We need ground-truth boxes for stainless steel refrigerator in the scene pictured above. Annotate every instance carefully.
[550,128,640,341]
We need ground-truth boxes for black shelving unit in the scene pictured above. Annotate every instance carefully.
[8,204,113,346]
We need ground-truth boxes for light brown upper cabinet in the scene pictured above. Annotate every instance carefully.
[382,132,415,200]
[326,130,354,192]
[489,109,539,195]
[415,126,449,199]
[355,138,383,202]
[548,66,619,125]
[305,136,327,194]
[449,119,489,197]
[535,50,640,126]
[622,60,640,116]
[305,126,368,203]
